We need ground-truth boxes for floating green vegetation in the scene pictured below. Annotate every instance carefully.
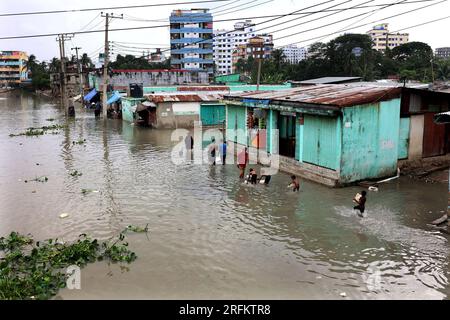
[72,139,86,145]
[69,170,82,177]
[24,176,48,183]
[125,224,149,233]
[0,229,146,300]
[9,124,66,137]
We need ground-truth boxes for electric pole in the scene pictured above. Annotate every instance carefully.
[100,12,123,118]
[71,46,83,99]
[56,33,73,115]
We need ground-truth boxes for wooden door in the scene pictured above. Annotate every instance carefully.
[423,113,446,158]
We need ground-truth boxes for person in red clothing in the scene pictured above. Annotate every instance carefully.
[237,147,249,179]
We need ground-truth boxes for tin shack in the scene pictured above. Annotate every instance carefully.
[224,84,402,186]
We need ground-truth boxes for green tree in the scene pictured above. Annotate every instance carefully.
[435,58,450,81]
[390,42,433,82]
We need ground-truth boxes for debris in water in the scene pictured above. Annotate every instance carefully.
[125,224,149,233]
[340,292,347,297]
[368,186,378,192]
[72,139,86,145]
[24,176,48,183]
[69,170,82,177]
[59,213,69,219]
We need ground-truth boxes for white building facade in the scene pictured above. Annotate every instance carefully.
[282,45,307,64]
[213,20,257,75]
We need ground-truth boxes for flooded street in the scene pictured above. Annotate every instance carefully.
[0,93,449,300]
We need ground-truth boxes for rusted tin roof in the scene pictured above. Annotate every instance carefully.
[225,84,402,108]
[146,94,223,103]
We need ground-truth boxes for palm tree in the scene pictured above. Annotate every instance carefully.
[80,53,94,69]
[436,59,450,81]
[49,57,61,73]
[271,49,286,69]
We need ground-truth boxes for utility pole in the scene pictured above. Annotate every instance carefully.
[71,46,83,99]
[256,59,262,91]
[56,33,73,115]
[100,12,123,118]
[256,41,263,91]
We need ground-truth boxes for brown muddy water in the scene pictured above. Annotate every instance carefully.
[0,93,449,300]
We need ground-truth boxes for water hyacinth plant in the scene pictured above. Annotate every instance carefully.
[0,227,148,300]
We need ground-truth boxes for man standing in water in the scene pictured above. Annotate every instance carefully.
[353,190,367,217]
[219,140,227,165]
[209,138,218,166]
[237,147,249,179]
[185,132,193,159]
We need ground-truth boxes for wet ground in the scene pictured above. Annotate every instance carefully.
[0,93,449,299]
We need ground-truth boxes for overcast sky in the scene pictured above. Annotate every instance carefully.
[0,0,449,63]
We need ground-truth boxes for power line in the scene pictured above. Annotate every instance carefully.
[273,0,445,41]
[0,0,335,40]
[253,0,355,34]
[211,0,243,11]
[391,15,450,32]
[212,0,262,14]
[0,0,233,17]
[215,0,274,16]
[277,0,447,47]
[0,0,441,41]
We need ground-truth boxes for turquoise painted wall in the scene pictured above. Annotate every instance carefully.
[226,105,247,145]
[340,99,401,182]
[122,98,144,123]
[267,109,278,154]
[295,120,303,161]
[200,104,225,126]
[398,117,410,159]
[303,115,340,170]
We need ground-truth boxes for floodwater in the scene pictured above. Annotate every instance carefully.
[0,93,449,300]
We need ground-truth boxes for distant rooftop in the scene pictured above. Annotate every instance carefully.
[292,77,362,85]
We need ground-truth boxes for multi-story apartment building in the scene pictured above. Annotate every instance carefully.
[366,23,409,51]
[213,20,258,75]
[231,36,274,73]
[282,45,307,64]
[170,9,214,77]
[435,47,450,59]
[0,51,28,87]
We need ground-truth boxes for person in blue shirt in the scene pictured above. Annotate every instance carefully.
[219,140,227,165]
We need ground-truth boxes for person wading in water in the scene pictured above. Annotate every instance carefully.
[237,147,249,179]
[353,190,367,217]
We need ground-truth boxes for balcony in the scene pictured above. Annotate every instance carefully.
[170,38,213,44]
[170,28,213,34]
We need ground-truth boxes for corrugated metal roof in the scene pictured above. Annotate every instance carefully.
[294,77,362,84]
[225,84,402,108]
[146,94,223,103]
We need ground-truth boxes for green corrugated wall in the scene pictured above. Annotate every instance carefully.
[200,104,226,126]
[295,119,303,161]
[303,115,339,170]
[340,99,401,182]
[398,117,410,159]
[226,105,247,145]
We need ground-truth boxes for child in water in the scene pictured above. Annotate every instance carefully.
[288,175,300,192]
[247,168,258,184]
[353,190,367,217]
